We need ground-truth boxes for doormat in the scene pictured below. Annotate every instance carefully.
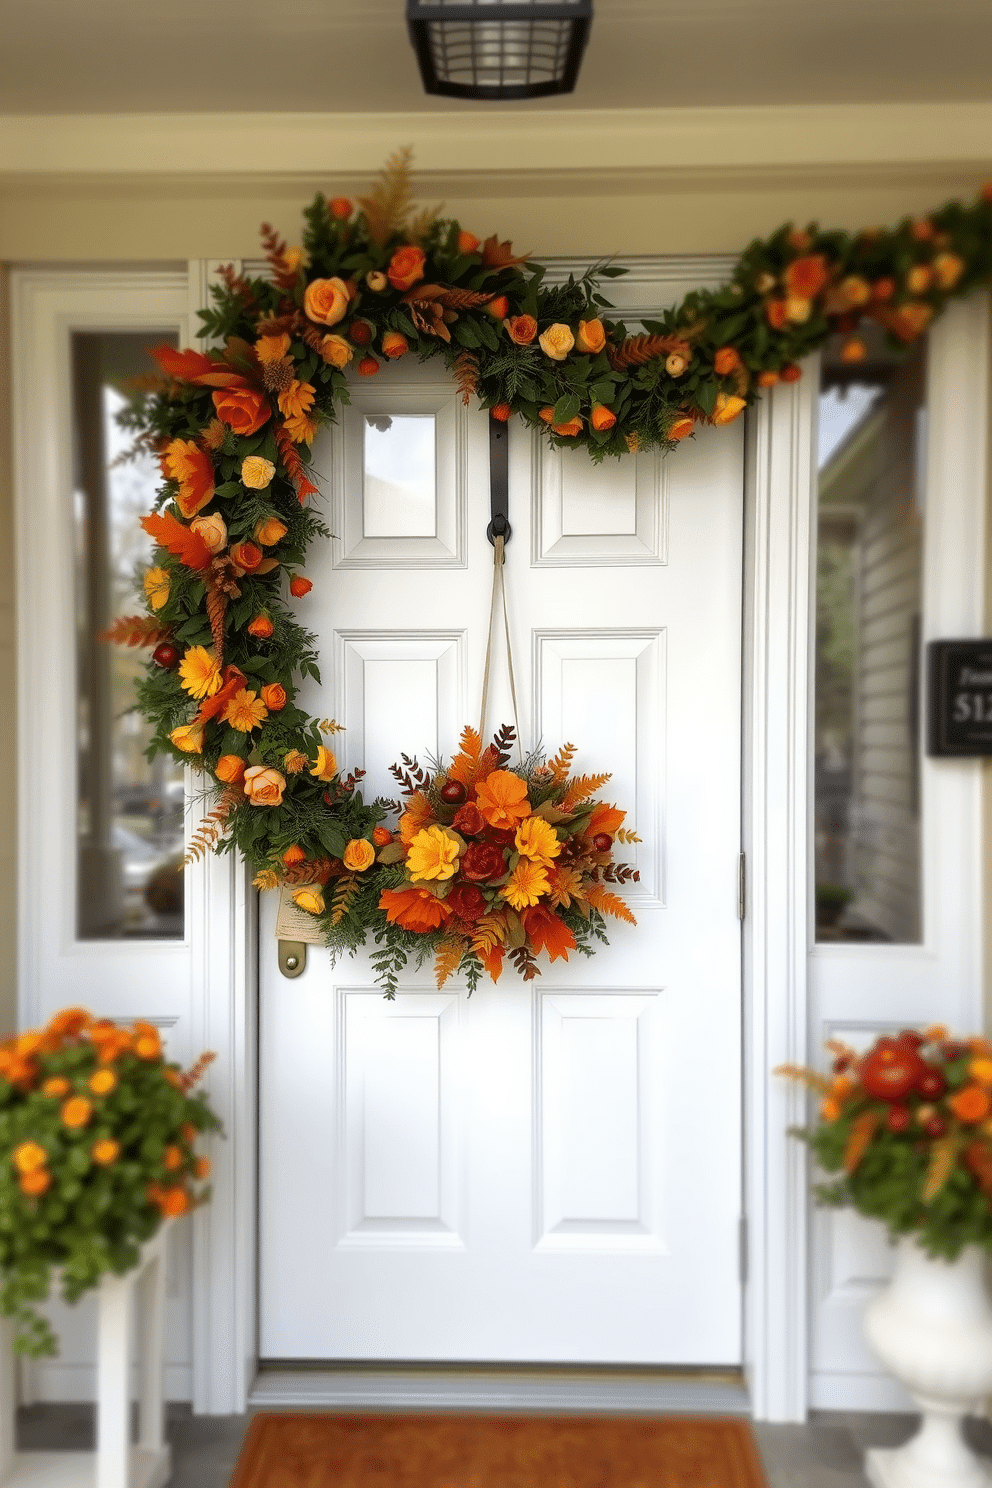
[229,1411,768,1487]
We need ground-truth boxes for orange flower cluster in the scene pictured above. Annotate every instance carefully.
[375,726,639,988]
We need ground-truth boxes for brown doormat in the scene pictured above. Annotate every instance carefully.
[230,1411,767,1488]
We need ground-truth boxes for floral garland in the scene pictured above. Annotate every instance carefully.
[0,1009,218,1355]
[115,151,992,982]
[779,1028,992,1259]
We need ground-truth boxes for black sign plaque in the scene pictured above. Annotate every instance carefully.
[928,640,992,756]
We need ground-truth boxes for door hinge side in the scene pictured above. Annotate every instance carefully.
[739,1215,748,1284]
[738,852,746,921]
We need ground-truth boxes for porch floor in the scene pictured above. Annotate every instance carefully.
[15,1401,992,1487]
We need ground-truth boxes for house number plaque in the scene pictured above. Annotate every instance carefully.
[927,640,992,756]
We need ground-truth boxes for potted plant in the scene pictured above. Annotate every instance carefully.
[780,1027,992,1488]
[0,1007,218,1356]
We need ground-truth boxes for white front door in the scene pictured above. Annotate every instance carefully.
[258,352,745,1365]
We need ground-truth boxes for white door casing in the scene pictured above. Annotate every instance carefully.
[10,258,834,1418]
[258,348,745,1365]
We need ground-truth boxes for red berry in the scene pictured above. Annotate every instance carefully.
[923,1114,947,1138]
[887,1106,910,1133]
[152,642,179,669]
[349,321,373,346]
[898,1030,925,1049]
[592,833,613,853]
[439,779,467,805]
[833,1056,852,1074]
[918,1069,947,1100]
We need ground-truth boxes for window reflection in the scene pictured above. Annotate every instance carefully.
[363,414,437,537]
[814,335,925,943]
[73,332,185,940]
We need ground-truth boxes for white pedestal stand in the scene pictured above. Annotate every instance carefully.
[0,1225,171,1488]
[864,1237,992,1488]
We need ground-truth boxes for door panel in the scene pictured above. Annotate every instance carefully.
[260,358,744,1365]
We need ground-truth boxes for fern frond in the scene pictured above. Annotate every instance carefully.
[275,423,319,502]
[205,586,227,664]
[318,719,346,735]
[560,772,612,810]
[470,914,507,961]
[434,937,464,989]
[184,785,241,865]
[407,202,443,245]
[607,333,692,371]
[253,869,280,891]
[548,742,577,782]
[329,874,361,926]
[100,615,170,648]
[614,827,642,844]
[585,884,636,925]
[773,1064,833,1097]
[452,350,479,407]
[357,145,415,247]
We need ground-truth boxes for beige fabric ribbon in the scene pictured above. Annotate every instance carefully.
[478,535,522,761]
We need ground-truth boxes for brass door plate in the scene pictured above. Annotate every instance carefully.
[278,941,307,979]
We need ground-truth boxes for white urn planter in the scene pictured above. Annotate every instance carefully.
[864,1236,992,1488]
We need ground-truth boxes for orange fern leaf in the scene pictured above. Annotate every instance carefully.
[548,742,577,782]
[447,725,483,786]
[100,615,170,648]
[253,869,281,891]
[205,586,227,664]
[141,511,212,571]
[844,1110,879,1174]
[607,333,692,372]
[329,874,361,927]
[452,350,479,407]
[275,423,319,502]
[585,884,637,925]
[615,827,642,844]
[184,785,241,865]
[773,1064,833,1097]
[560,772,613,811]
[471,914,507,960]
[434,937,464,989]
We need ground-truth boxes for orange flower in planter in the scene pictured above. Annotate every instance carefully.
[475,770,531,830]
[61,1096,92,1129]
[379,886,453,933]
[949,1085,992,1124]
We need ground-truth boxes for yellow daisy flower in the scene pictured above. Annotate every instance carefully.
[514,815,562,866]
[223,688,269,732]
[178,645,222,700]
[406,826,460,883]
[144,565,170,611]
[501,859,550,910]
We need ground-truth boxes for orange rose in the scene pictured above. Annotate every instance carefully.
[590,405,616,432]
[241,456,276,489]
[212,387,270,437]
[387,245,426,292]
[320,334,354,368]
[575,319,606,354]
[713,347,742,377]
[784,253,830,299]
[229,541,263,573]
[247,615,274,639]
[215,755,247,785]
[261,683,286,711]
[303,276,351,327]
[283,844,306,864]
[382,331,409,359]
[506,315,537,345]
[290,576,312,597]
[244,766,286,806]
[457,230,481,254]
[169,722,205,754]
[330,197,352,219]
[343,838,376,872]
[254,516,288,547]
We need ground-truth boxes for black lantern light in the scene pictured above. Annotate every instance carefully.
[406,0,593,101]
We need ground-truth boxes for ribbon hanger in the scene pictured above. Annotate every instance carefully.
[479,418,522,761]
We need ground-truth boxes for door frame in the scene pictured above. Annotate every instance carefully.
[186,254,818,1419]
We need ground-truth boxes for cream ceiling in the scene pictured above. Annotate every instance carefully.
[1,0,991,115]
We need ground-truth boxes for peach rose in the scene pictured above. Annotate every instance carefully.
[382,331,409,359]
[212,387,270,436]
[241,456,275,489]
[575,319,606,354]
[666,352,689,376]
[190,513,228,554]
[261,683,286,711]
[304,276,351,327]
[387,245,426,292]
[365,271,388,292]
[254,516,288,547]
[506,315,537,345]
[591,404,616,431]
[343,838,376,872]
[215,755,247,784]
[243,766,286,806]
[320,334,353,368]
[538,324,575,360]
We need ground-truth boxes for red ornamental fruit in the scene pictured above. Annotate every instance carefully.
[923,1114,947,1138]
[918,1069,947,1100]
[860,1037,926,1101]
[349,321,373,346]
[887,1106,911,1133]
[833,1055,852,1073]
[439,779,468,805]
[152,642,179,669]
[592,832,613,853]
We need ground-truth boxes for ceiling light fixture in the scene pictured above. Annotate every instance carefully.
[406,0,593,101]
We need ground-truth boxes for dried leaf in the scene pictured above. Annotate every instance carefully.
[607,333,692,372]
[471,913,507,961]
[922,1135,961,1204]
[844,1110,879,1174]
[184,785,241,865]
[329,874,361,927]
[548,743,577,782]
[149,345,216,381]
[357,145,416,247]
[141,511,212,572]
[434,938,464,989]
[275,423,319,502]
[452,350,479,407]
[437,288,498,310]
[964,1140,992,1200]
[100,615,170,648]
[480,234,531,269]
[560,772,613,811]
[585,884,637,925]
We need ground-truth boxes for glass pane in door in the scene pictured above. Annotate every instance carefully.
[73,332,185,939]
[814,334,926,943]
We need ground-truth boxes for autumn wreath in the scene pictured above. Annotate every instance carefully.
[114,150,992,973]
